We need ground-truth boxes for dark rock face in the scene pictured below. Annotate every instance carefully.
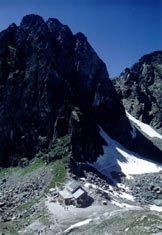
[113,51,162,134]
[0,14,132,167]
[0,15,161,167]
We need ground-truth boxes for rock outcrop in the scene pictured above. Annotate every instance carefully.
[113,51,162,135]
[0,14,132,167]
[0,15,161,167]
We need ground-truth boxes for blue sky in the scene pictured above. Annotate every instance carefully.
[0,0,161,77]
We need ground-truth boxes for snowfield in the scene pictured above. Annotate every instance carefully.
[126,111,162,140]
[88,126,162,180]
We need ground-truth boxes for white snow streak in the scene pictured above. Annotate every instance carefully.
[88,127,162,180]
[126,111,162,140]
[118,191,134,201]
[111,200,134,208]
[149,205,162,212]
[64,219,93,233]
[84,182,134,202]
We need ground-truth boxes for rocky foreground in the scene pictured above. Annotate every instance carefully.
[0,160,162,235]
[123,172,162,206]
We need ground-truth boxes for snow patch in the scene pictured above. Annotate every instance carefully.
[84,182,97,189]
[149,205,162,212]
[88,127,162,180]
[64,218,93,233]
[111,200,134,208]
[118,192,134,201]
[85,182,134,203]
[126,111,162,140]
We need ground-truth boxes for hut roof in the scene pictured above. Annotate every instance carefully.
[59,189,73,200]
[67,181,80,193]
[73,189,85,200]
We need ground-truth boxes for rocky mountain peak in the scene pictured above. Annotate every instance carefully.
[47,17,72,35]
[75,32,87,41]
[138,51,162,65]
[8,22,17,30]
[0,15,161,168]
[46,17,73,49]
[20,14,45,27]
[113,51,162,134]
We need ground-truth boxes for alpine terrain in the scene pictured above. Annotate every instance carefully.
[113,51,162,135]
[0,15,162,235]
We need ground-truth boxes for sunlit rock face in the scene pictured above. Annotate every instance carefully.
[113,51,162,135]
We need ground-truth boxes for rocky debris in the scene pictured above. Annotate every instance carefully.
[0,166,52,224]
[18,157,29,167]
[122,171,162,205]
[113,51,162,135]
[69,161,113,186]
[1,161,162,234]
[77,168,162,207]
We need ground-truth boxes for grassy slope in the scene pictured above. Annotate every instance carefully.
[0,135,70,234]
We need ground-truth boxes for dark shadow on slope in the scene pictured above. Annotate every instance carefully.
[70,126,162,186]
[69,128,127,185]
[69,159,114,185]
[130,129,162,164]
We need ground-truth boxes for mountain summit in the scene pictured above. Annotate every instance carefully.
[0,14,161,167]
[113,51,162,135]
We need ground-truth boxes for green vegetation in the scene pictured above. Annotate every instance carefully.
[44,156,68,193]
[49,135,71,159]
[0,166,19,179]
[43,135,70,192]
[0,135,71,234]
[17,197,41,212]
[124,212,162,234]
[21,135,71,177]
[17,155,67,214]
[8,45,17,51]
[0,135,70,188]
[70,210,162,235]
[21,157,45,176]
[39,208,51,226]
[0,207,51,235]
[18,136,70,207]
[0,222,19,235]
[18,155,68,211]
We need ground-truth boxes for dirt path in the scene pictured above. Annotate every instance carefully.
[45,199,116,223]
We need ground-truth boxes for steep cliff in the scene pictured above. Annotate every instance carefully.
[0,14,131,167]
[0,15,161,167]
[113,51,162,135]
